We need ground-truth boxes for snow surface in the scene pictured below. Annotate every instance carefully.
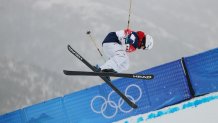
[114,92,218,123]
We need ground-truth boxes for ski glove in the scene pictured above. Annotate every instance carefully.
[126,44,136,52]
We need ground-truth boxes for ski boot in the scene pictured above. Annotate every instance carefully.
[93,65,117,81]
[101,69,118,81]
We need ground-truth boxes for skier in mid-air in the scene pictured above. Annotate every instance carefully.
[97,29,154,73]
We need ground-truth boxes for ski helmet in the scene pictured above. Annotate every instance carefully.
[137,31,145,42]
[144,34,153,50]
[137,31,145,48]
[137,31,154,50]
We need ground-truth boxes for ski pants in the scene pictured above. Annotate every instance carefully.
[100,43,129,73]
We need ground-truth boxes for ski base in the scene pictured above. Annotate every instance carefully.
[63,70,154,80]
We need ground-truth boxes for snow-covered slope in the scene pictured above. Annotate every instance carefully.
[114,92,218,123]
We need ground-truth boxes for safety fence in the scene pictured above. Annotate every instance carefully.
[0,48,218,123]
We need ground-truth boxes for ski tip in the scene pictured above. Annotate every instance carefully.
[131,103,138,109]
[63,70,68,75]
[127,100,138,109]
[67,45,74,52]
[150,75,154,79]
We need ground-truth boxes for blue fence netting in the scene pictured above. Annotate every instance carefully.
[0,48,218,123]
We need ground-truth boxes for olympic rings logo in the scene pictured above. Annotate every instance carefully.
[90,84,142,119]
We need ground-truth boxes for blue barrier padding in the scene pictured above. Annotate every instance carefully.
[23,97,69,123]
[0,110,24,123]
[70,60,191,122]
[184,48,218,96]
[139,60,191,110]
[63,85,102,123]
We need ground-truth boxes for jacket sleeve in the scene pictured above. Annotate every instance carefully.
[115,30,126,45]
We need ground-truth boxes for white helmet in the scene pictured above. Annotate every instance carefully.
[145,34,153,50]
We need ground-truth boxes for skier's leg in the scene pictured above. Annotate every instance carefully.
[100,43,129,73]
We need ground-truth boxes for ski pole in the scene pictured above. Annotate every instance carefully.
[86,31,106,61]
[127,0,133,30]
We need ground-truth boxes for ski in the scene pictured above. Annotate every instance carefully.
[66,44,138,109]
[63,70,154,80]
